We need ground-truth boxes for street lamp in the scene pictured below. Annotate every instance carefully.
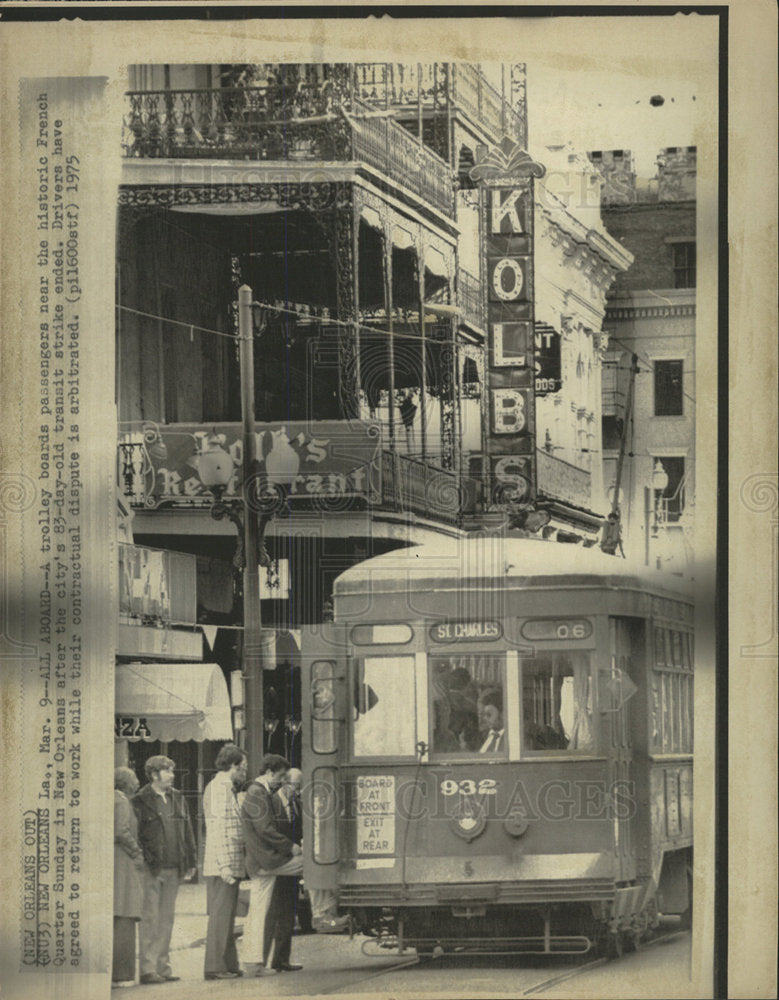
[195,285,296,778]
[651,459,669,535]
[644,458,669,568]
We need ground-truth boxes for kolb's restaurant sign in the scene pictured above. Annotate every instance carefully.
[133,420,381,508]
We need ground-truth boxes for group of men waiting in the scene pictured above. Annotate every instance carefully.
[132,748,345,985]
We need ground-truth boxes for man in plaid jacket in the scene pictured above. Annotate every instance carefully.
[202,744,248,980]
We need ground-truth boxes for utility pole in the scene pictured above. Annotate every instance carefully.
[601,353,639,556]
[238,284,264,778]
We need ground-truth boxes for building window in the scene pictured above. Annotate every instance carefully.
[672,242,696,288]
[653,456,686,523]
[654,360,684,416]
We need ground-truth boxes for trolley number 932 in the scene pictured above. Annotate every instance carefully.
[441,778,498,796]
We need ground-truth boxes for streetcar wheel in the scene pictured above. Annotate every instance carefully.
[623,929,641,953]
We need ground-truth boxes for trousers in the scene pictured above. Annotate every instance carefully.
[264,877,297,969]
[204,876,240,976]
[242,855,303,965]
[139,867,180,978]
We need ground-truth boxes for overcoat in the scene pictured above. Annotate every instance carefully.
[114,789,144,919]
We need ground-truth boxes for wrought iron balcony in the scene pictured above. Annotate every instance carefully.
[457,268,483,330]
[381,450,478,524]
[354,62,527,147]
[122,83,455,217]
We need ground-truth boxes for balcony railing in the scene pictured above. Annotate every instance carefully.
[350,111,453,216]
[354,62,526,146]
[119,543,198,625]
[536,448,592,509]
[457,268,483,329]
[122,84,454,217]
[381,450,477,524]
[123,84,353,161]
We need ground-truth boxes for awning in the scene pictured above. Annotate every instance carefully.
[115,663,233,742]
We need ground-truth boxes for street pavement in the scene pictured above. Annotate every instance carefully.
[118,883,696,998]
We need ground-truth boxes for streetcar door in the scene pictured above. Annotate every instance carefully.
[604,618,639,882]
[300,623,349,893]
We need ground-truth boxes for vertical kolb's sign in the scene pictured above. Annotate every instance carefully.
[470,139,546,507]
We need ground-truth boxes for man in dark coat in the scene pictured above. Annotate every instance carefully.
[239,754,302,977]
[263,767,304,972]
[133,755,196,985]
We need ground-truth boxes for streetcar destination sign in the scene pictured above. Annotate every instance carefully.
[430,621,502,642]
[520,619,593,641]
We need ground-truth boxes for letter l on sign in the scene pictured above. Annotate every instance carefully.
[491,189,524,235]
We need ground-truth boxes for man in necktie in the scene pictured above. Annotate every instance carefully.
[479,691,505,753]
[240,755,303,977]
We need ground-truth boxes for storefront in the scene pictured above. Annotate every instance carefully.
[114,661,233,871]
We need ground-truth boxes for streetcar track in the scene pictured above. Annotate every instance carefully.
[317,954,421,994]
[317,928,689,995]
[522,929,688,995]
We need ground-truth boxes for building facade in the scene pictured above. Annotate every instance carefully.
[113,63,631,812]
[591,147,696,570]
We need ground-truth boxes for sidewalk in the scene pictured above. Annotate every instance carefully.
[125,882,400,997]
[168,880,211,955]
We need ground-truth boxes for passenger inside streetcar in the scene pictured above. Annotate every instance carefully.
[429,656,505,755]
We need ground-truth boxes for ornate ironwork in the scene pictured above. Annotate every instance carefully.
[380,450,476,523]
[124,84,352,161]
[430,322,456,471]
[332,195,360,420]
[122,81,455,218]
[469,136,546,184]
[118,181,344,210]
[457,267,483,329]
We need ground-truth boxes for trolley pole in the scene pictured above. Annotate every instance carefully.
[238,284,264,779]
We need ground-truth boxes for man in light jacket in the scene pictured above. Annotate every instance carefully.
[202,744,248,981]
[239,754,302,976]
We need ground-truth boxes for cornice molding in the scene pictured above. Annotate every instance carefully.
[606,303,697,320]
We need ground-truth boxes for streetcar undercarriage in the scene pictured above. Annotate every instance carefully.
[350,895,665,958]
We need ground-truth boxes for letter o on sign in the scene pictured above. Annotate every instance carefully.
[492,258,524,301]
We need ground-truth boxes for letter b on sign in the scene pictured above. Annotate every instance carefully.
[492,389,526,433]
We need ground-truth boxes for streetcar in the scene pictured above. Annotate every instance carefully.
[300,536,694,957]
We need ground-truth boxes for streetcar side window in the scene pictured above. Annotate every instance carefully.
[651,627,693,753]
[352,656,416,758]
[428,654,506,755]
[521,652,594,752]
[311,660,337,755]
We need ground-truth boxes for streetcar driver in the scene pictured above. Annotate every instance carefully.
[478,691,505,753]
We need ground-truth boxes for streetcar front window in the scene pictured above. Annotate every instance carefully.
[429,654,506,756]
[521,652,594,752]
[352,656,416,758]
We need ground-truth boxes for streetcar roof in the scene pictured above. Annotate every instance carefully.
[333,535,693,599]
